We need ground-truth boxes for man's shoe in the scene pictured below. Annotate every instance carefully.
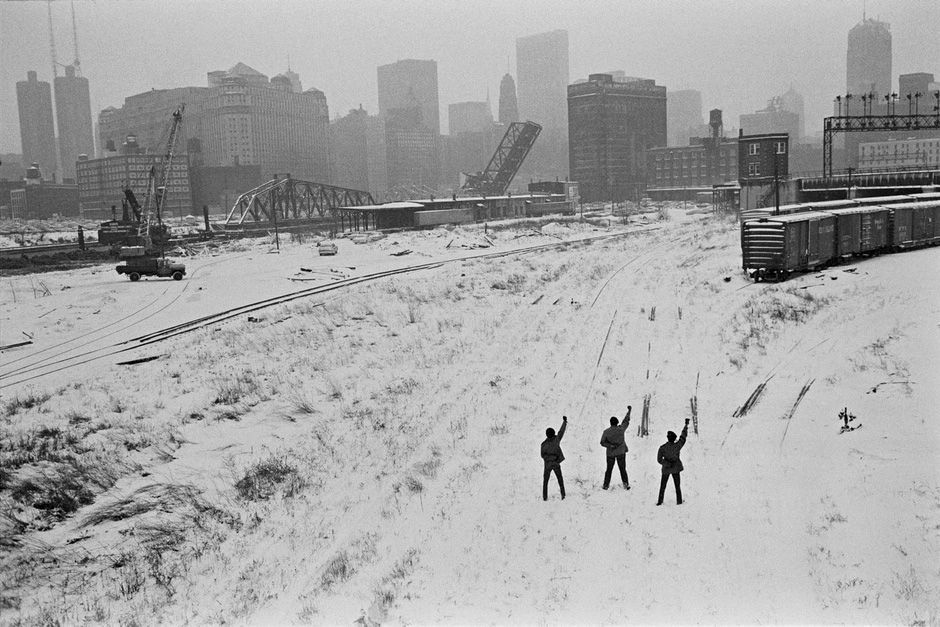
[561,494,566,500]
[677,500,683,505]
[624,484,631,490]
[656,501,663,506]
[602,485,609,490]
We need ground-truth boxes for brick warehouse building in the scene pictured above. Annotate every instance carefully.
[76,153,193,221]
[568,73,666,202]
[738,131,790,211]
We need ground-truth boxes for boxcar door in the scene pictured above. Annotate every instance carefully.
[785,222,804,270]
[817,216,836,263]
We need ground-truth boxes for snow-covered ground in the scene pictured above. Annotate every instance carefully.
[1,206,937,625]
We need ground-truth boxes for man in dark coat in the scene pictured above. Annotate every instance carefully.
[541,416,568,501]
[600,406,632,490]
[656,419,689,506]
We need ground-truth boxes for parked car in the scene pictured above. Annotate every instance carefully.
[317,240,338,256]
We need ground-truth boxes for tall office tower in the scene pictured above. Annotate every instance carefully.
[330,106,388,198]
[739,97,801,141]
[444,101,497,189]
[448,101,493,135]
[847,17,891,97]
[667,89,703,146]
[54,65,95,181]
[384,106,438,193]
[568,73,666,202]
[377,59,440,135]
[16,71,58,180]
[516,29,569,179]
[498,73,519,124]
[779,86,805,141]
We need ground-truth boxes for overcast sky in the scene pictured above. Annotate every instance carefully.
[1,0,938,154]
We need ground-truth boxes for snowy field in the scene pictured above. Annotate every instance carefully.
[0,206,938,625]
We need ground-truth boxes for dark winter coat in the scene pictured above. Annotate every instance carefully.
[657,425,688,474]
[541,420,567,466]
[600,421,630,457]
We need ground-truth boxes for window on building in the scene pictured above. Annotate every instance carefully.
[775,141,787,154]
[748,163,760,176]
[748,143,760,156]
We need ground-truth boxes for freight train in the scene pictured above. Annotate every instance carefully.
[741,195,940,281]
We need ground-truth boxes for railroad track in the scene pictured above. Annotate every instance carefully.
[0,227,658,389]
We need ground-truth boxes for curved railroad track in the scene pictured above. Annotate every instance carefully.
[0,227,658,389]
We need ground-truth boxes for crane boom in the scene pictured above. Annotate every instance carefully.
[137,105,185,247]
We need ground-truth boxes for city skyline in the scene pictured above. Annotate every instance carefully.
[1,0,938,157]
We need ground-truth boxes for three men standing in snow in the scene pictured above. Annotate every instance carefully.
[540,410,690,505]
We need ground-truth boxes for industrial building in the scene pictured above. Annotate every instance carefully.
[567,73,666,202]
[647,111,738,198]
[738,131,790,211]
[858,137,940,170]
[8,163,79,219]
[76,152,193,220]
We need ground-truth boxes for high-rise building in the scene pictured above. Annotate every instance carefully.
[384,106,438,195]
[54,65,95,181]
[16,71,57,181]
[740,97,801,143]
[448,101,493,135]
[498,73,519,124]
[516,29,570,179]
[98,63,332,194]
[847,17,891,97]
[568,73,666,202]
[667,89,704,146]
[443,102,497,190]
[377,59,440,135]
[779,86,805,141]
[330,106,388,198]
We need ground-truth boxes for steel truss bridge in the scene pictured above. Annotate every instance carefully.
[224,176,375,226]
[823,110,940,178]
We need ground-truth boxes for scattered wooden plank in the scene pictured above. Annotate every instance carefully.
[0,340,33,351]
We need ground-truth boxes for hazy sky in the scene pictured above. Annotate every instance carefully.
[1,0,938,154]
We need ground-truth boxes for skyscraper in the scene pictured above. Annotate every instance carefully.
[667,89,704,146]
[16,71,57,180]
[498,73,519,124]
[54,64,95,181]
[568,73,666,202]
[779,86,805,141]
[377,59,440,135]
[448,102,493,135]
[377,59,441,191]
[330,106,388,198]
[516,29,570,178]
[847,17,891,97]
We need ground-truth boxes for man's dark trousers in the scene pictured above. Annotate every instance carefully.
[543,463,565,500]
[603,454,628,489]
[658,472,682,504]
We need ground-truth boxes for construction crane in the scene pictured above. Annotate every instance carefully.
[134,104,185,251]
[115,105,188,281]
[461,121,542,196]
